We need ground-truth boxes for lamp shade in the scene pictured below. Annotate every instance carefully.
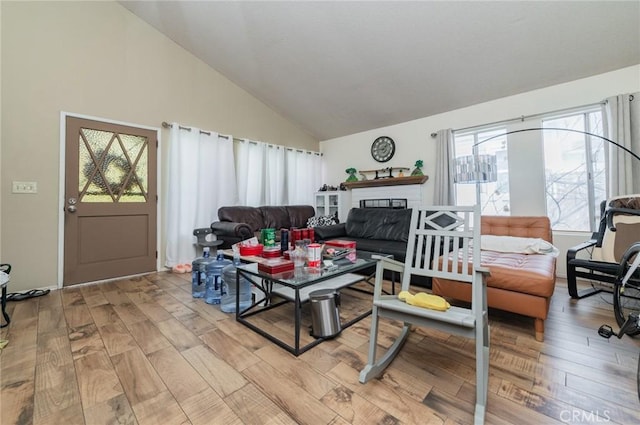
[454,154,497,184]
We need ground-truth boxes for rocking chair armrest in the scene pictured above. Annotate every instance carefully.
[476,266,491,275]
[566,239,597,261]
[372,255,405,272]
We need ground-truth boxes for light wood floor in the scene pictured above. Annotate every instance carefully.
[1,272,639,425]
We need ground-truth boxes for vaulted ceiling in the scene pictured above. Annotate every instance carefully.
[121,1,640,140]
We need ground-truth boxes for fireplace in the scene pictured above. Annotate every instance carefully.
[359,198,408,209]
[342,175,428,209]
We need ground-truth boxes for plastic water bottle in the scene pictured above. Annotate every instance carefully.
[205,253,231,305]
[221,248,253,313]
[191,247,213,298]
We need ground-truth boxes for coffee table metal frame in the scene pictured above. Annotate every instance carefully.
[234,253,389,356]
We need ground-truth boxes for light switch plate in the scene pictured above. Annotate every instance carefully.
[12,181,38,194]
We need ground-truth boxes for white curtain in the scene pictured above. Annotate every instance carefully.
[264,145,286,205]
[285,149,322,205]
[165,125,237,267]
[604,92,640,196]
[235,141,320,206]
[432,128,456,205]
[235,139,265,206]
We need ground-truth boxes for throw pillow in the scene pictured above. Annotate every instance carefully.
[307,215,339,227]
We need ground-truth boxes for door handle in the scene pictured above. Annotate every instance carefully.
[67,197,77,213]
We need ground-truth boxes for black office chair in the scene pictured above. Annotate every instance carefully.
[1,264,11,328]
[193,227,223,256]
[567,196,640,299]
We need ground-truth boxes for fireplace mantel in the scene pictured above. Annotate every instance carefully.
[342,175,428,189]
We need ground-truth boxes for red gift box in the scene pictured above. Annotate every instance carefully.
[258,258,294,274]
[325,239,356,249]
[262,247,281,258]
[240,244,263,256]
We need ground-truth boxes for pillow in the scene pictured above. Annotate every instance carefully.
[480,235,559,256]
[600,214,640,262]
[307,215,338,227]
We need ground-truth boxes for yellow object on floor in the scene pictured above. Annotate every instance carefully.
[0,339,8,350]
[398,290,450,311]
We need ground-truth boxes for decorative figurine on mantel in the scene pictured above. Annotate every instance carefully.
[345,167,358,182]
[411,160,424,176]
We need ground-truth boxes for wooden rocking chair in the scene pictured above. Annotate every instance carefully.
[359,205,490,425]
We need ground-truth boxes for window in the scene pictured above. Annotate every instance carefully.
[542,109,605,231]
[454,128,510,215]
[452,104,605,231]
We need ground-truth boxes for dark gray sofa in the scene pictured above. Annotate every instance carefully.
[211,205,316,249]
[314,207,454,287]
[313,208,412,262]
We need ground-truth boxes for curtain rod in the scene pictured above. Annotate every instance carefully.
[430,100,611,138]
[161,121,321,155]
[162,121,234,139]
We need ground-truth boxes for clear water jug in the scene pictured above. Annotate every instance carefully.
[221,252,253,313]
[191,247,215,298]
[205,253,231,305]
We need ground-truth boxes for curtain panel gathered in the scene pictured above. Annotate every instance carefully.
[165,124,236,267]
[235,139,266,206]
[284,149,322,205]
[432,129,455,205]
[604,92,640,196]
[264,145,286,205]
[235,142,321,207]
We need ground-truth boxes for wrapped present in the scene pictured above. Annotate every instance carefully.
[262,247,282,258]
[325,239,356,249]
[258,258,294,274]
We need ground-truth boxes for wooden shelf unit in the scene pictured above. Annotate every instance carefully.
[342,175,428,189]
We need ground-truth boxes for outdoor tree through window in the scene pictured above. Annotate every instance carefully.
[454,105,605,231]
[543,109,605,231]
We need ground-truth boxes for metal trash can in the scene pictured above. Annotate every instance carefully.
[309,288,341,338]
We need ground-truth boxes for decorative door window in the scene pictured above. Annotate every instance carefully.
[78,128,149,202]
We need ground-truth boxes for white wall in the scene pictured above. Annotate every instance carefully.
[320,65,640,277]
[1,2,317,292]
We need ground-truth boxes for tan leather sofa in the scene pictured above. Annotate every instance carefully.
[432,216,556,341]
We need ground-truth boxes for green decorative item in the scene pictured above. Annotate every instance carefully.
[411,160,424,176]
[345,167,358,182]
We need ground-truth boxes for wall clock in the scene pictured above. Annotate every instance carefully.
[371,136,395,163]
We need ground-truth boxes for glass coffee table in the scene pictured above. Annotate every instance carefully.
[234,251,390,356]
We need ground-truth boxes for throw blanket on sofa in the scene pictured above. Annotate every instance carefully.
[480,235,559,257]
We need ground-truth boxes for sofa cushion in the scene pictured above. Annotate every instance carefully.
[286,205,316,228]
[260,206,292,229]
[435,249,556,298]
[479,250,556,297]
[343,238,408,262]
[481,216,552,242]
[345,208,411,242]
[218,206,265,232]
